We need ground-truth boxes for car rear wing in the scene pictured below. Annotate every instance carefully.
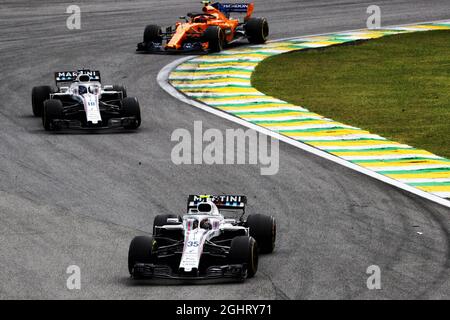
[211,2,254,20]
[187,195,247,212]
[54,70,101,85]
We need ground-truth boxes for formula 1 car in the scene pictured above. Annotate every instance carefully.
[128,195,276,282]
[136,1,269,53]
[31,70,141,131]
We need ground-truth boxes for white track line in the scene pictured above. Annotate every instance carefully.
[156,24,450,210]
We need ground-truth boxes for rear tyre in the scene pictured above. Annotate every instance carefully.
[245,17,269,44]
[245,214,276,253]
[121,97,141,129]
[203,26,225,53]
[128,236,156,275]
[228,236,258,278]
[42,99,63,131]
[143,24,162,43]
[153,214,182,235]
[32,86,52,117]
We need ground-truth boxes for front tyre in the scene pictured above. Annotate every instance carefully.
[245,214,276,253]
[245,17,269,44]
[121,97,141,130]
[228,236,258,278]
[128,236,156,275]
[143,24,162,43]
[32,86,53,117]
[203,26,225,53]
[42,99,63,131]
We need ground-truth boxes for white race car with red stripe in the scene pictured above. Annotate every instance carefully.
[128,195,276,282]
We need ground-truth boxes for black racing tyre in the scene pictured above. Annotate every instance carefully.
[203,26,225,53]
[128,236,156,275]
[143,24,162,43]
[153,214,182,235]
[245,17,269,44]
[245,214,276,253]
[121,97,141,129]
[42,99,63,131]
[228,236,258,278]
[32,86,52,117]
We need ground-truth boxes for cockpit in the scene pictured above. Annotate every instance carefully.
[187,12,218,23]
[71,82,101,96]
[70,74,101,96]
[184,201,220,230]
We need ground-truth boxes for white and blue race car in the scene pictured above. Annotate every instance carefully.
[31,70,141,131]
[128,195,276,282]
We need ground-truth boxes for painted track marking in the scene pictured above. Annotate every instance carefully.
[158,21,450,209]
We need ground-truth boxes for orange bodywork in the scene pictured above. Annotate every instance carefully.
[165,3,254,50]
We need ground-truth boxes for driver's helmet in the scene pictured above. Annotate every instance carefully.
[200,218,212,230]
[78,85,88,95]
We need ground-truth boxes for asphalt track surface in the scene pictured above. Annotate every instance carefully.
[1,0,450,300]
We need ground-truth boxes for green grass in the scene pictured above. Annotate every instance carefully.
[252,30,450,158]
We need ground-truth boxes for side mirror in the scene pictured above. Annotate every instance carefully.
[179,16,187,21]
[167,218,180,224]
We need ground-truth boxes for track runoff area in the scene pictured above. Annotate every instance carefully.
[159,20,450,209]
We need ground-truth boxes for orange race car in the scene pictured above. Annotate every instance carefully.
[136,1,269,53]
